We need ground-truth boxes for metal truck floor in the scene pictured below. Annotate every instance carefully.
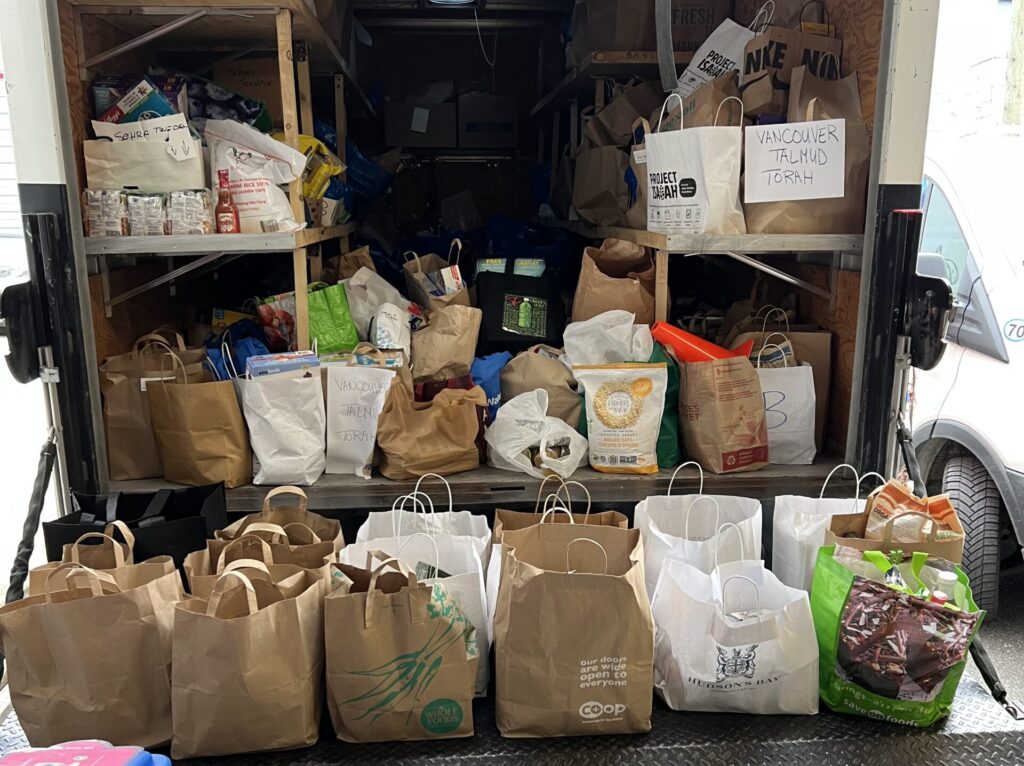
[2,678,1022,765]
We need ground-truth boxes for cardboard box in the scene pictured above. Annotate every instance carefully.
[385,101,457,148]
[246,350,320,377]
[457,94,518,148]
[569,0,732,59]
[92,75,187,122]
[212,58,283,127]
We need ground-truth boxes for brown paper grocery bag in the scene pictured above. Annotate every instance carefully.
[500,345,582,428]
[198,531,335,586]
[338,246,376,280]
[572,238,656,324]
[171,570,325,759]
[624,118,649,230]
[376,384,487,480]
[826,495,965,564]
[740,24,842,118]
[216,486,344,550]
[183,534,321,598]
[146,354,250,488]
[655,70,743,131]
[585,80,663,147]
[494,523,653,737]
[410,304,482,383]
[679,356,769,474]
[493,476,628,543]
[402,241,472,312]
[744,67,870,234]
[100,331,207,480]
[729,329,832,450]
[572,144,629,226]
[325,556,478,743]
[0,561,182,747]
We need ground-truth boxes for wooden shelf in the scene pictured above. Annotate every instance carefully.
[531,51,694,117]
[110,458,849,514]
[84,223,355,257]
[538,219,864,254]
[67,0,375,116]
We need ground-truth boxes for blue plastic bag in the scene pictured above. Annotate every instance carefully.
[204,319,269,379]
[472,351,512,420]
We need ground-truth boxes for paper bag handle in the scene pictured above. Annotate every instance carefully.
[43,562,120,602]
[104,519,136,552]
[756,343,789,368]
[222,339,240,380]
[555,480,592,519]
[540,502,575,524]
[533,475,567,513]
[216,533,275,572]
[283,522,322,545]
[713,97,744,128]
[413,473,454,514]
[720,575,761,619]
[398,532,441,577]
[67,532,126,568]
[566,538,609,575]
[684,495,721,541]
[668,461,704,497]
[391,493,431,539]
[758,306,791,336]
[134,331,186,353]
[222,558,273,579]
[239,521,290,543]
[365,554,420,629]
[714,522,748,571]
[799,0,832,34]
[749,0,775,31]
[262,485,308,513]
[656,93,685,133]
[882,511,940,543]
[630,116,651,149]
[403,250,424,272]
[207,570,258,617]
[759,331,792,351]
[819,51,841,79]
[447,239,462,267]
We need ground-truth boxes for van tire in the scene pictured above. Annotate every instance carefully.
[942,455,1002,617]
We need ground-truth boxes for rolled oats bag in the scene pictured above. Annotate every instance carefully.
[575,363,667,474]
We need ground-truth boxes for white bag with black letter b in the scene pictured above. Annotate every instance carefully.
[651,554,818,715]
[754,342,816,464]
[645,95,746,235]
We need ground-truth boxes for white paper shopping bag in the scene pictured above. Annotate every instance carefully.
[646,95,746,235]
[755,343,817,465]
[674,16,758,99]
[651,558,818,714]
[772,464,885,591]
[325,365,395,478]
[633,462,762,597]
[238,369,326,486]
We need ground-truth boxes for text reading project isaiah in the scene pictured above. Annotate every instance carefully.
[744,118,846,204]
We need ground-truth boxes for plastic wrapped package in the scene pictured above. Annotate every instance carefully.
[127,192,167,236]
[167,189,214,235]
[82,189,128,237]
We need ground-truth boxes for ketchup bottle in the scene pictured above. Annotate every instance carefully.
[215,169,240,234]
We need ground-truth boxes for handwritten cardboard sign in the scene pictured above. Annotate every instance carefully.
[744,118,846,203]
[92,113,195,162]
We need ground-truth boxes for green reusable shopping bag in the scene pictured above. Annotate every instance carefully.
[308,282,358,354]
[810,546,984,726]
[577,342,681,469]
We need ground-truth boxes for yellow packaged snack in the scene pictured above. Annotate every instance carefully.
[574,363,667,474]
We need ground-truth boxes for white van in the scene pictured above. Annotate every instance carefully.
[913,130,1024,616]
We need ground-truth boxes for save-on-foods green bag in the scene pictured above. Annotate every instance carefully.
[810,546,983,726]
[577,342,681,469]
[308,282,358,354]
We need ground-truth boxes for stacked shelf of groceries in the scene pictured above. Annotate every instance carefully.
[61,0,369,348]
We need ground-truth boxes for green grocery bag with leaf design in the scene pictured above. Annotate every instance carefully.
[811,545,984,727]
[308,281,359,354]
[325,554,478,743]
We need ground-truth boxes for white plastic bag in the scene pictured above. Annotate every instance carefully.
[370,302,411,357]
[205,119,307,234]
[339,525,491,696]
[634,462,762,596]
[237,369,326,486]
[563,310,654,366]
[325,365,395,478]
[755,343,817,465]
[772,465,885,591]
[645,95,746,234]
[651,558,818,714]
[343,267,415,340]
[484,390,588,479]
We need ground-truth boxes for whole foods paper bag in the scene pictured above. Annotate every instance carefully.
[572,239,656,324]
[326,559,478,742]
[679,356,768,474]
[0,561,182,747]
[411,305,482,383]
[500,345,582,427]
[147,376,251,488]
[494,523,653,737]
[744,66,871,234]
[376,383,487,480]
[171,570,325,758]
